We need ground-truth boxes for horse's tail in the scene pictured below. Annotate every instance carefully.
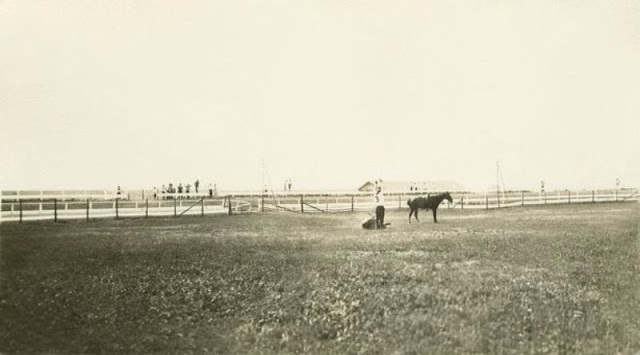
[406,198,412,206]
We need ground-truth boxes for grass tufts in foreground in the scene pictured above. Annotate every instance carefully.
[1,203,639,354]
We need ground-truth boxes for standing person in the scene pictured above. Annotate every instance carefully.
[374,179,385,229]
[208,183,213,198]
[195,179,200,193]
[288,179,292,192]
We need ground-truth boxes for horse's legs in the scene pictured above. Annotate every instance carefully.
[409,208,420,223]
[432,208,438,223]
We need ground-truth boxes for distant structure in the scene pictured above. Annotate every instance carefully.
[358,180,466,193]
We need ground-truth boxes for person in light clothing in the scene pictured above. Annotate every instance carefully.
[374,179,385,229]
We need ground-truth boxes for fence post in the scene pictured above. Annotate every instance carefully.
[54,199,58,222]
[86,199,90,221]
[301,195,304,213]
[228,196,232,215]
[592,190,595,203]
[461,196,464,210]
[174,198,177,217]
[115,199,119,219]
[146,199,149,218]
[568,191,571,204]
[19,200,23,223]
[201,198,204,216]
[615,189,618,202]
[521,191,525,206]
[486,195,489,210]
[351,195,354,212]
[261,194,265,213]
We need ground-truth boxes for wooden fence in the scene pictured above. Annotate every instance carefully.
[1,188,637,223]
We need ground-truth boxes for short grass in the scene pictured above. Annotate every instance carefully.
[1,203,639,354]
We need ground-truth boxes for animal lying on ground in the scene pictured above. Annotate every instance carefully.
[407,192,453,223]
[362,218,390,230]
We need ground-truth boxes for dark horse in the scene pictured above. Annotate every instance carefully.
[407,192,453,223]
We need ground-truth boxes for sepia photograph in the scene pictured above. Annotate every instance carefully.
[1,0,639,353]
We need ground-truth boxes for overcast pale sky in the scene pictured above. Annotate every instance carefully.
[1,0,639,192]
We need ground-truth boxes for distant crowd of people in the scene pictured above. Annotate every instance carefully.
[152,179,217,199]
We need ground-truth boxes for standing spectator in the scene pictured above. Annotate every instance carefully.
[195,179,200,193]
[374,179,385,229]
[186,184,191,195]
[153,187,158,199]
[208,183,213,198]
[288,179,292,192]
[178,183,183,194]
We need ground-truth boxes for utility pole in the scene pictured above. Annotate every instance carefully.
[496,161,507,206]
[496,161,501,207]
[261,158,265,195]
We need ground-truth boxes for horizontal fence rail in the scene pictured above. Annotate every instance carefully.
[1,189,637,223]
[0,190,128,202]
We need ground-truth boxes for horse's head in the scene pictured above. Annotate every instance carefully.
[444,192,453,203]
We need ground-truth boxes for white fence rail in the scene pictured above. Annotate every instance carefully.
[0,190,128,202]
[1,189,637,223]
[0,196,247,223]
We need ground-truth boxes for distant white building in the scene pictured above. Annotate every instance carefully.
[357,180,466,193]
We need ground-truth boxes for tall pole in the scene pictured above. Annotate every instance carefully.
[496,161,501,208]
[261,158,265,212]
[261,158,265,197]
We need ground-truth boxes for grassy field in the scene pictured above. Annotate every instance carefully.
[1,203,638,354]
